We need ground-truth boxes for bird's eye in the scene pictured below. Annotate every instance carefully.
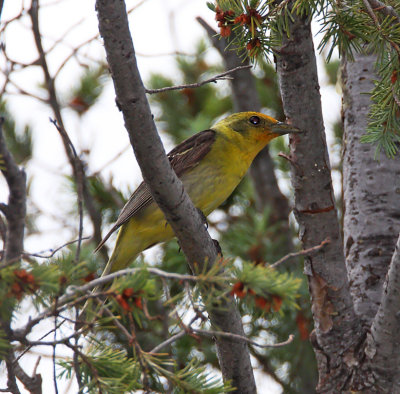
[249,116,260,125]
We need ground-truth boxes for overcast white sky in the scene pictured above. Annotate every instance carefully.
[0,0,341,392]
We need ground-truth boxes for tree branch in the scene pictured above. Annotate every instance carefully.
[269,238,330,269]
[145,65,251,94]
[342,52,400,324]
[0,115,31,393]
[0,117,26,263]
[367,0,400,24]
[193,329,294,349]
[362,0,400,55]
[368,233,400,391]
[95,1,256,391]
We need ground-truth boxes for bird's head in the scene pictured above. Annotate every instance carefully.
[214,112,301,146]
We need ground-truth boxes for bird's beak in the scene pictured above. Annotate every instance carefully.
[271,121,302,135]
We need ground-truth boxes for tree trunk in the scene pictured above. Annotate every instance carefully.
[276,13,361,392]
[342,52,400,325]
[342,51,400,392]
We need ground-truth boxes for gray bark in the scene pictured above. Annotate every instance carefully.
[275,14,360,392]
[368,234,400,392]
[342,52,400,324]
[95,1,256,392]
[0,117,26,263]
[0,118,43,393]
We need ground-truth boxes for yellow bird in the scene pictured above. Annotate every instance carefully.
[96,112,300,275]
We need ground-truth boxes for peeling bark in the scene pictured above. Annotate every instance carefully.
[275,14,361,392]
[342,52,400,324]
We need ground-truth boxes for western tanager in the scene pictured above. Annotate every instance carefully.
[96,111,300,275]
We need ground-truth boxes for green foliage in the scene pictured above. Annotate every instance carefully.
[60,323,231,393]
[233,261,301,310]
[59,347,142,393]
[0,100,32,164]
[68,64,108,115]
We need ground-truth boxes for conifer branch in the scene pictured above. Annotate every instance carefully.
[362,0,400,55]
[367,0,400,24]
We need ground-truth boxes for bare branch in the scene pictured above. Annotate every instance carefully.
[22,236,91,259]
[0,117,26,263]
[269,238,330,269]
[193,328,295,349]
[150,330,187,354]
[145,65,252,94]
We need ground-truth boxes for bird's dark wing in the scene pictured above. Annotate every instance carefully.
[167,129,216,177]
[94,129,216,252]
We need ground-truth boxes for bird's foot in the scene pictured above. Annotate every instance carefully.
[213,239,223,257]
[196,208,208,229]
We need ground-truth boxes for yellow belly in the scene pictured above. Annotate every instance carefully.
[108,140,253,272]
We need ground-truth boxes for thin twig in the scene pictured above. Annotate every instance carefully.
[150,315,200,354]
[150,331,187,354]
[269,237,330,269]
[32,356,41,377]
[24,237,91,259]
[72,309,83,392]
[193,328,295,349]
[368,0,400,24]
[145,65,252,94]
[0,237,91,271]
[52,314,59,394]
[97,300,135,343]
[363,0,379,25]
[64,267,222,298]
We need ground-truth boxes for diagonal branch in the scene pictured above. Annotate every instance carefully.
[362,0,400,55]
[0,117,26,263]
[95,0,256,391]
[368,233,400,392]
[367,0,400,24]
